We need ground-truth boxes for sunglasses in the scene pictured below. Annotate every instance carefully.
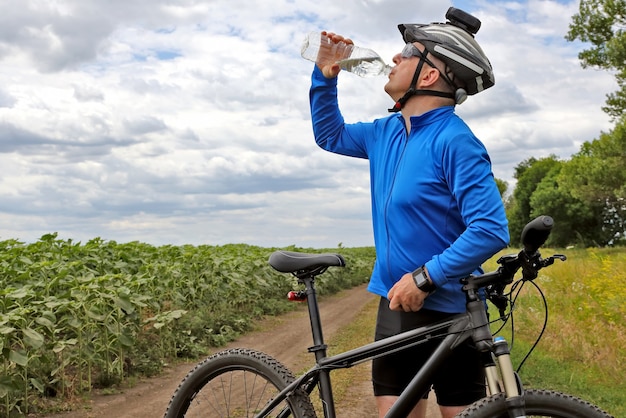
[401,43,427,59]
[400,42,443,74]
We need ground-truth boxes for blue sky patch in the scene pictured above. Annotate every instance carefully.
[155,50,182,60]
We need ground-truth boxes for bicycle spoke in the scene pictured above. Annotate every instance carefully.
[180,369,286,417]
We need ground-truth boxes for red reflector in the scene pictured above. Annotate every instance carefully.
[287,291,307,301]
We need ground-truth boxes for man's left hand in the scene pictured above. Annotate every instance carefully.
[387,272,428,312]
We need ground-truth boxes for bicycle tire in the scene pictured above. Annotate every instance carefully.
[164,348,317,418]
[456,389,614,418]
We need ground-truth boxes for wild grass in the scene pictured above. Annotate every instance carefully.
[483,247,623,416]
[324,297,378,412]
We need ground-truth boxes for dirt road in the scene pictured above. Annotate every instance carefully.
[48,284,440,418]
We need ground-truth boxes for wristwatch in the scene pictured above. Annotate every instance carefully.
[411,266,436,293]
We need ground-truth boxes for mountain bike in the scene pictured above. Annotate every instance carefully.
[163,216,613,418]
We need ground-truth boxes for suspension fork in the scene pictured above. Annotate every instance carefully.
[492,337,520,397]
[465,299,522,403]
[481,337,520,397]
[492,337,527,417]
[467,295,526,416]
[482,351,502,396]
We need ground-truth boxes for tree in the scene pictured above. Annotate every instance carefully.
[507,153,615,247]
[566,0,626,120]
[506,156,561,246]
[559,117,626,245]
[495,178,508,200]
[530,164,605,247]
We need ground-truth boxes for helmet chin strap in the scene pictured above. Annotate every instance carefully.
[388,51,455,113]
[388,89,455,113]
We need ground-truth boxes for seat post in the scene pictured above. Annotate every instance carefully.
[301,276,327,360]
[301,275,337,417]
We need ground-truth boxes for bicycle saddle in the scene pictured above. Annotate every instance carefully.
[268,250,346,273]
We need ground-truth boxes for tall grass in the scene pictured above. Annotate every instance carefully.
[483,247,625,417]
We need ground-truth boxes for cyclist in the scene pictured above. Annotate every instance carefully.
[308,9,509,418]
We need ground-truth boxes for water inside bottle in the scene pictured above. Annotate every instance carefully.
[337,57,392,77]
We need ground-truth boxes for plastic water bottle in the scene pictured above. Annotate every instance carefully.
[301,31,392,77]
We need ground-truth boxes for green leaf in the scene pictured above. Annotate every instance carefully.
[7,287,31,299]
[23,327,45,349]
[30,378,45,393]
[52,338,78,353]
[67,317,82,328]
[118,333,133,347]
[168,309,187,320]
[35,317,55,331]
[115,294,135,314]
[45,300,66,309]
[9,350,28,366]
[18,256,33,265]
[86,309,106,321]
[0,326,16,335]
[0,375,16,397]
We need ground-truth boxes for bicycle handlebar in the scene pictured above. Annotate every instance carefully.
[521,215,554,255]
[465,215,566,316]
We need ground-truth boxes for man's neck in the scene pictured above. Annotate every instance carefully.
[400,97,454,132]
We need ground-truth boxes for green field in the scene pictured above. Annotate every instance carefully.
[0,235,623,417]
[0,235,374,416]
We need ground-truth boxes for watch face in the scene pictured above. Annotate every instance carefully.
[414,271,426,285]
[413,268,435,292]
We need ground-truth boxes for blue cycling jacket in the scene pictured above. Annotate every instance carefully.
[309,66,510,313]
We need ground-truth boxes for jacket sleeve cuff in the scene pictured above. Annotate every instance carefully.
[312,65,338,85]
[424,260,445,288]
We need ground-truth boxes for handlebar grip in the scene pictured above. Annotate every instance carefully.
[521,215,553,254]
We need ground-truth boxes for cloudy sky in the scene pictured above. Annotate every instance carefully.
[0,0,616,248]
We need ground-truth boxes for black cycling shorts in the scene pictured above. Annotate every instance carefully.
[372,297,486,407]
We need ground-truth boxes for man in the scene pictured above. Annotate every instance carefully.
[308,8,510,418]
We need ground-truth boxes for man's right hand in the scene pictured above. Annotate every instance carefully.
[316,31,354,78]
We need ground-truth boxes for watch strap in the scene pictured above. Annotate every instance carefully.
[411,266,436,293]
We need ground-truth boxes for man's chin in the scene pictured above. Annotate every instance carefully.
[383,83,395,98]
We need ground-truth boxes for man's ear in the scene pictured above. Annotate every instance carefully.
[419,67,440,88]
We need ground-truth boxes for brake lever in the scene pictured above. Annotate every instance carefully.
[540,254,567,268]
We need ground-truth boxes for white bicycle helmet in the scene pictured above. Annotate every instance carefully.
[390,7,495,111]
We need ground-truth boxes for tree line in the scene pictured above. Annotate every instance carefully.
[504,0,625,247]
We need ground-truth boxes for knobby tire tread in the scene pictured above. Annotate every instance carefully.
[164,348,317,418]
[456,389,614,418]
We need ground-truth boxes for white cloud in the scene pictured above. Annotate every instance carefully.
[0,0,616,247]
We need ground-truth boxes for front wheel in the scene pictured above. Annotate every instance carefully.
[164,348,317,418]
[456,389,613,417]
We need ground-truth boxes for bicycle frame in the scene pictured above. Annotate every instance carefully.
[255,274,506,418]
[165,217,600,418]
